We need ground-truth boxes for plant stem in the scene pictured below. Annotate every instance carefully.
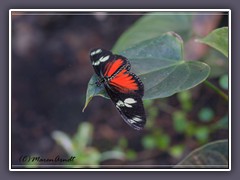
[204,80,228,102]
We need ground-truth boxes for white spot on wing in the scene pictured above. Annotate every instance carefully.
[90,49,102,56]
[95,49,102,54]
[92,54,109,66]
[116,100,124,107]
[124,98,137,104]
[99,55,110,62]
[132,116,142,122]
[92,61,100,66]
[116,98,137,108]
[125,103,132,108]
[90,51,96,56]
[122,98,137,108]
[128,119,135,124]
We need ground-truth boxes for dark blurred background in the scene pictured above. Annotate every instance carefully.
[11,12,229,167]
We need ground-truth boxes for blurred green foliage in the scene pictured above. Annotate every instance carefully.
[51,124,142,168]
[50,13,229,168]
[52,122,101,167]
[142,131,171,150]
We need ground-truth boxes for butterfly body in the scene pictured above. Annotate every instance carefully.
[90,48,146,130]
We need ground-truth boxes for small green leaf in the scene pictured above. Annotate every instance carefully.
[173,111,188,133]
[83,33,210,110]
[197,27,229,57]
[175,140,228,168]
[185,122,196,137]
[195,126,209,143]
[219,74,228,90]
[169,144,185,158]
[73,122,93,150]
[112,12,192,53]
[177,91,192,112]
[142,135,156,149]
[198,107,214,122]
[156,134,171,150]
[75,148,101,167]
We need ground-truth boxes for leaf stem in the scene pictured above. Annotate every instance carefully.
[204,80,228,102]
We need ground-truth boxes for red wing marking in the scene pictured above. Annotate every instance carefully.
[104,59,125,77]
[109,69,139,93]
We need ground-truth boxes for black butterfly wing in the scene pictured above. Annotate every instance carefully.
[90,48,130,78]
[90,48,146,130]
[107,68,145,130]
[105,86,146,130]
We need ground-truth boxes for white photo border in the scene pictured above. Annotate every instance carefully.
[9,9,231,171]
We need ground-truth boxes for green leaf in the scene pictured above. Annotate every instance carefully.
[185,122,196,137]
[198,107,214,122]
[83,32,210,110]
[82,75,108,112]
[175,140,229,168]
[112,12,192,53]
[75,148,101,167]
[177,91,192,112]
[142,135,156,149]
[173,111,188,133]
[52,131,74,155]
[169,144,185,158]
[202,49,228,78]
[73,122,93,150]
[197,27,229,57]
[219,74,228,90]
[156,134,171,150]
[195,126,209,143]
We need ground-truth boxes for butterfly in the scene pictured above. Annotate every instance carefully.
[90,48,146,130]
